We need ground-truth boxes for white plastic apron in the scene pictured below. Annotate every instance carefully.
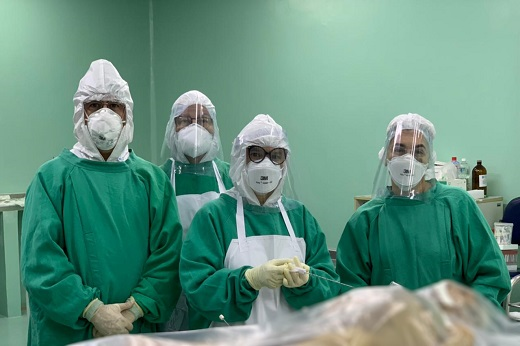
[171,159,226,239]
[165,160,226,331]
[216,197,306,326]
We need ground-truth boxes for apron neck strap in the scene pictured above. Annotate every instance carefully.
[236,196,248,252]
[211,161,226,193]
[170,159,176,187]
[277,199,300,251]
[235,196,299,253]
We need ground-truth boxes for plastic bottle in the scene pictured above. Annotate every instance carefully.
[451,156,460,172]
[471,160,487,196]
[458,158,470,189]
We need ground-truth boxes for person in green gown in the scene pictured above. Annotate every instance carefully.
[161,90,233,239]
[20,59,183,346]
[335,113,511,308]
[160,90,234,331]
[180,114,339,329]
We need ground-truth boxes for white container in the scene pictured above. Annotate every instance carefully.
[499,244,518,271]
[448,178,467,190]
[468,189,485,200]
[494,222,514,245]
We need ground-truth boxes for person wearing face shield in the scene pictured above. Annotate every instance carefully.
[335,113,510,308]
[159,90,233,331]
[20,59,183,345]
[179,114,339,330]
[161,90,233,237]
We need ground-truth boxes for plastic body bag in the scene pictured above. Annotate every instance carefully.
[70,280,520,346]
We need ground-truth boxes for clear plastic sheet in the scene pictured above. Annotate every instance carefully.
[70,326,262,346]
[70,280,520,346]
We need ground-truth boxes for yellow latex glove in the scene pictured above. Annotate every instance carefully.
[92,327,102,339]
[245,258,292,290]
[283,256,310,288]
[83,298,133,337]
[121,296,144,324]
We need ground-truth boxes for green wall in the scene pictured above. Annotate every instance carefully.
[2,0,520,248]
[0,0,152,193]
[153,0,520,247]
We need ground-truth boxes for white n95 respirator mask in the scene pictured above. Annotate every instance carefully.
[174,124,213,159]
[246,160,282,194]
[387,154,427,190]
[86,108,125,151]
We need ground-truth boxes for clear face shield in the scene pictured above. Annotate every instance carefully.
[163,91,223,176]
[372,118,436,200]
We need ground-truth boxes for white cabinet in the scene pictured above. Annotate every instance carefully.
[0,194,25,318]
[475,196,503,230]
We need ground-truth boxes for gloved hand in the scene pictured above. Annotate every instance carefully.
[283,256,310,288]
[121,296,144,324]
[245,258,292,290]
[92,327,102,339]
[83,298,134,336]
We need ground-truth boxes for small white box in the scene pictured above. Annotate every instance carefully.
[448,178,467,190]
[468,189,485,200]
[499,244,518,271]
[494,222,514,245]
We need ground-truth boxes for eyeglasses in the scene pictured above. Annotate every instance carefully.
[389,144,428,162]
[248,145,287,165]
[84,101,125,114]
[174,115,213,128]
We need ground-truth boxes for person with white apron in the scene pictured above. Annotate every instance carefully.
[179,114,339,329]
[160,90,234,331]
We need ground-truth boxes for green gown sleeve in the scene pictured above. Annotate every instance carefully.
[159,159,172,178]
[336,188,511,307]
[336,203,377,293]
[282,206,341,307]
[21,167,96,329]
[450,194,511,307]
[180,201,258,328]
[131,165,183,323]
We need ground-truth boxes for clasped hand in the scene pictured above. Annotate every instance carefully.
[85,296,144,338]
[283,256,310,288]
[245,257,310,290]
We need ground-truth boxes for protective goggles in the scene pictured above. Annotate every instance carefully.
[247,145,287,165]
[84,101,125,114]
[174,115,213,128]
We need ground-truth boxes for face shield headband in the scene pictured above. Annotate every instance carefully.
[373,125,436,200]
[164,99,222,164]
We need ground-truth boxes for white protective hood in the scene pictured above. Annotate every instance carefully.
[162,90,222,163]
[72,59,134,162]
[228,114,291,207]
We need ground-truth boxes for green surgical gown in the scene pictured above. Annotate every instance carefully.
[336,183,511,308]
[159,159,233,331]
[180,194,339,330]
[160,158,233,196]
[21,149,183,346]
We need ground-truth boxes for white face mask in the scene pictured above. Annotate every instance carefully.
[174,124,213,159]
[246,160,282,194]
[387,154,428,190]
[86,108,125,151]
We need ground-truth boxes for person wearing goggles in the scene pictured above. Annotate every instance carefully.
[180,114,339,329]
[335,113,510,309]
[20,59,183,345]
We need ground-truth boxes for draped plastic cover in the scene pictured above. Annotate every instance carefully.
[71,280,520,346]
